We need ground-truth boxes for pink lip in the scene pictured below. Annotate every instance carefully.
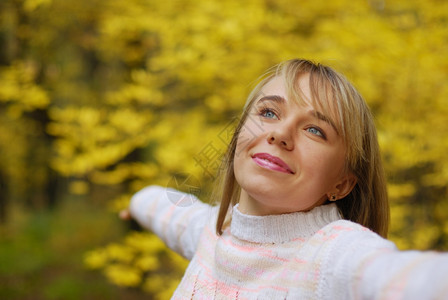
[252,153,294,174]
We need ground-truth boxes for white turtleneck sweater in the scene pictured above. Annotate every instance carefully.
[130,186,448,299]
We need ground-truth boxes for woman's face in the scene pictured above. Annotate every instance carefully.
[234,74,355,216]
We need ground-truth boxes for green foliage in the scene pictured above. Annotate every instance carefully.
[0,197,126,299]
[1,0,448,297]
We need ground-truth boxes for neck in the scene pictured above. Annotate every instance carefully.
[231,202,342,243]
[238,190,328,216]
[238,191,279,215]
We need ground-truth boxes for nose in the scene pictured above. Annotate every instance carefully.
[266,124,294,151]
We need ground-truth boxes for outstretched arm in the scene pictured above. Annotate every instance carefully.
[125,185,215,260]
[321,221,448,299]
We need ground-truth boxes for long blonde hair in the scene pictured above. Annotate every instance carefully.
[215,59,389,238]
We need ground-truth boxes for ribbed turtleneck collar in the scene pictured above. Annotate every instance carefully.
[230,203,342,244]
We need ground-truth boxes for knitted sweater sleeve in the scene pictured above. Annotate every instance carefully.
[129,185,214,260]
[320,220,448,300]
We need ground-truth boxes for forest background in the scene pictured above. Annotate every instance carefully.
[1,0,447,299]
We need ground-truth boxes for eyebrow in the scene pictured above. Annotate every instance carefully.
[257,95,286,104]
[257,95,339,134]
[311,110,339,135]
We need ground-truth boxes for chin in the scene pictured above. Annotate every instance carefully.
[238,175,277,194]
[245,183,290,204]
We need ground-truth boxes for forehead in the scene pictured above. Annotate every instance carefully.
[259,76,287,97]
[259,74,312,106]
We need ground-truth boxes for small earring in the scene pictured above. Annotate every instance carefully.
[330,194,337,201]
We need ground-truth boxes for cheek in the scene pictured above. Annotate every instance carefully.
[233,150,244,171]
[234,135,247,160]
[322,153,346,185]
[233,151,249,190]
[235,119,265,154]
[233,132,251,171]
[300,145,346,182]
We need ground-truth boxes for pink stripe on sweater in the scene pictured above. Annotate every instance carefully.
[204,227,290,263]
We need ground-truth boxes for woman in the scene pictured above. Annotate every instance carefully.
[123,59,448,299]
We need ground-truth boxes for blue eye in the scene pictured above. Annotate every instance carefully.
[264,110,276,118]
[260,109,278,119]
[307,127,325,138]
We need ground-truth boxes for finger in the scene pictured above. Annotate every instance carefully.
[119,209,131,220]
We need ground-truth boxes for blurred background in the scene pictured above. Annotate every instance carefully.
[1,0,447,299]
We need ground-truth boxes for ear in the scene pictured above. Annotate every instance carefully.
[328,172,357,200]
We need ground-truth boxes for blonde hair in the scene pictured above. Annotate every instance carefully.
[215,59,389,238]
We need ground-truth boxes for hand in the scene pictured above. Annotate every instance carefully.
[119,209,132,221]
